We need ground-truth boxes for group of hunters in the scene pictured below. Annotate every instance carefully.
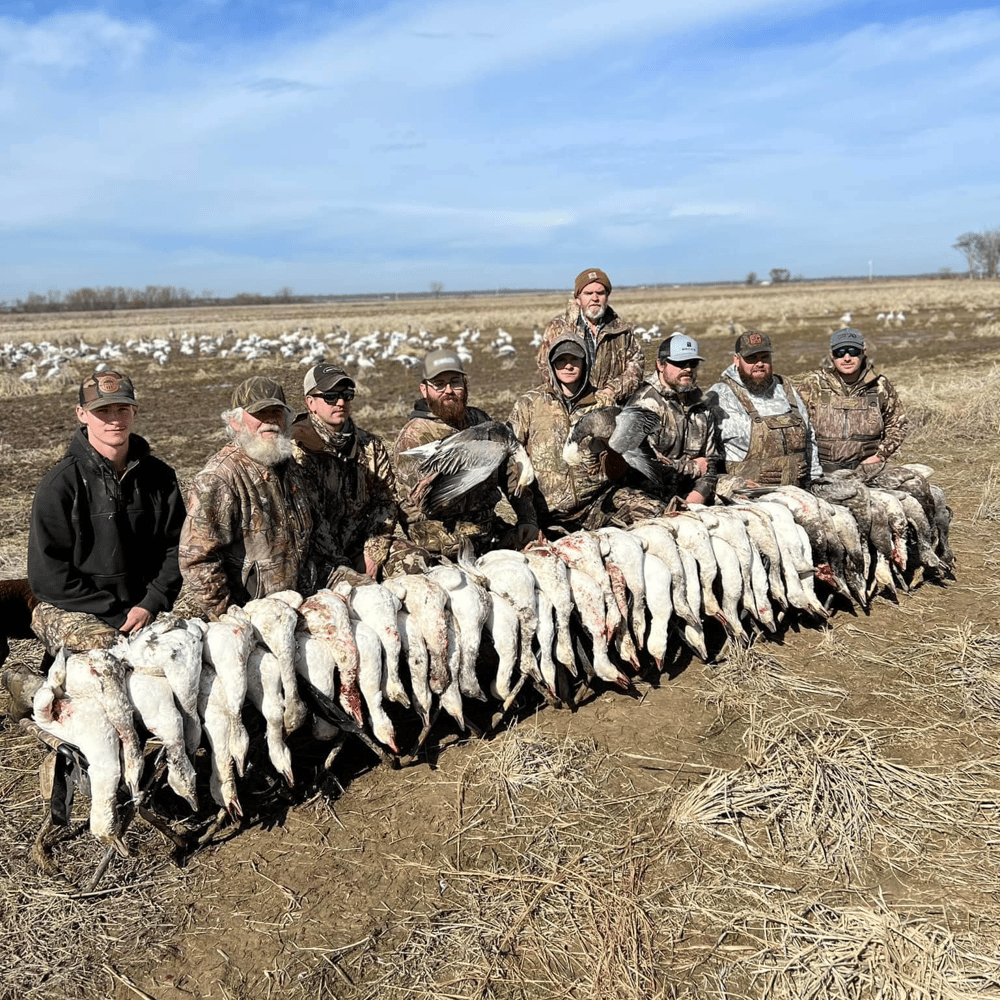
[15,266,908,674]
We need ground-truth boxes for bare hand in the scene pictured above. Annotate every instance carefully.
[363,554,380,580]
[119,606,153,634]
[861,455,883,466]
[692,456,709,475]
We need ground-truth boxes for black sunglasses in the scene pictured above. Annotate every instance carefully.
[832,346,863,359]
[667,358,700,369]
[317,388,356,402]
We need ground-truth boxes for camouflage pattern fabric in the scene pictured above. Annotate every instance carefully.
[628,374,721,500]
[32,602,120,654]
[292,414,399,581]
[536,299,644,404]
[179,442,314,617]
[794,363,908,472]
[392,403,536,557]
[549,485,667,533]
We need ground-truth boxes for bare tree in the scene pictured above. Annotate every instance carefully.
[745,271,757,286]
[769,268,791,284]
[429,281,444,298]
[953,229,1000,279]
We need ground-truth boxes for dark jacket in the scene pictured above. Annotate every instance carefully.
[28,428,185,628]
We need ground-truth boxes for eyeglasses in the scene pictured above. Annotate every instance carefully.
[315,388,355,403]
[832,346,863,359]
[424,377,466,392]
[666,358,700,369]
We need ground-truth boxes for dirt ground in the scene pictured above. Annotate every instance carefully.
[2,281,1000,999]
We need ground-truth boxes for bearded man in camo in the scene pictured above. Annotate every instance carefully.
[179,376,313,618]
[794,327,908,475]
[391,350,538,562]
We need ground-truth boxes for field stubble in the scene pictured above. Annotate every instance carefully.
[3,279,1000,999]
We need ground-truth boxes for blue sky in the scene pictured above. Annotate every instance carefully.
[3,0,999,299]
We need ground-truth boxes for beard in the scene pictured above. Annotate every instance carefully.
[236,426,294,466]
[738,366,773,396]
[582,303,606,324]
[428,394,468,424]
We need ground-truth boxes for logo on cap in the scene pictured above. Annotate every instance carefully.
[588,271,597,280]
[748,333,763,346]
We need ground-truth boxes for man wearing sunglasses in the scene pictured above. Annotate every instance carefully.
[392,350,539,558]
[710,331,823,489]
[795,328,908,474]
[292,363,398,583]
[627,335,721,505]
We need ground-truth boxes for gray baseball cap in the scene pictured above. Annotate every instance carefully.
[659,334,704,363]
[304,363,355,396]
[830,327,865,351]
[423,349,466,380]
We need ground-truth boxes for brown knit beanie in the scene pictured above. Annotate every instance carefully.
[574,268,612,298]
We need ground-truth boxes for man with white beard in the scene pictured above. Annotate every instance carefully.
[536,267,644,405]
[627,334,721,505]
[709,330,822,490]
[180,376,313,617]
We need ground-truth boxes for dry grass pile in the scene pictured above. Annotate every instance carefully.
[722,891,1000,1000]
[974,465,1000,522]
[911,623,1000,720]
[341,729,690,1000]
[0,720,192,1000]
[699,643,848,721]
[668,713,987,876]
[896,364,1000,452]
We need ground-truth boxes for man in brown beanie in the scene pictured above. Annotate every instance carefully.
[536,267,644,406]
[179,375,313,616]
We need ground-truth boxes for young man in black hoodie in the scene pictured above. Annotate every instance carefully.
[27,371,186,655]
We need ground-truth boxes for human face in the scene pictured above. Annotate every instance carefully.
[575,281,608,324]
[420,372,468,423]
[76,403,136,460]
[656,357,700,393]
[240,405,289,438]
[735,351,773,388]
[831,345,865,382]
[306,387,354,432]
[552,352,584,395]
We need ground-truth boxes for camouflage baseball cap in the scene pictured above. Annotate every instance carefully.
[423,349,466,380]
[303,363,354,396]
[79,371,137,411]
[830,327,865,351]
[231,376,288,414]
[734,330,773,357]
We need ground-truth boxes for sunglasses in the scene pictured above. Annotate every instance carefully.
[667,358,700,369]
[832,346,863,359]
[316,388,356,403]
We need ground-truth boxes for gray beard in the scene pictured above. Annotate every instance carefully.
[236,428,294,466]
[583,304,606,324]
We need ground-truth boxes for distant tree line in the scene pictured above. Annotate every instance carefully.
[953,229,1000,279]
[1,285,304,314]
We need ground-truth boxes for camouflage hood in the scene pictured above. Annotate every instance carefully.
[544,329,593,407]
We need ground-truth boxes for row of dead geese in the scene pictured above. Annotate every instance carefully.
[27,464,953,854]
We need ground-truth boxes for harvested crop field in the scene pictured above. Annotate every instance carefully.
[3,277,1000,1000]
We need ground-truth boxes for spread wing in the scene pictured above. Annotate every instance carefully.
[608,406,661,455]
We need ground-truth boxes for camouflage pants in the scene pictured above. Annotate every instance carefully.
[31,603,121,655]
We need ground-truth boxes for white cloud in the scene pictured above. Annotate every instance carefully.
[0,11,154,70]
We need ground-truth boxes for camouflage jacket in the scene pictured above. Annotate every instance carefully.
[627,374,721,500]
[179,442,313,617]
[291,414,398,578]
[391,401,536,554]
[509,327,613,521]
[536,300,644,404]
[794,363,907,472]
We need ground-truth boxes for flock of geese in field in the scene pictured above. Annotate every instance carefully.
[18,460,953,855]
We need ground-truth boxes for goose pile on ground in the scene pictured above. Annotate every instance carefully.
[25,464,953,853]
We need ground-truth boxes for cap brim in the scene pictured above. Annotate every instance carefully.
[81,394,136,411]
[244,398,289,414]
